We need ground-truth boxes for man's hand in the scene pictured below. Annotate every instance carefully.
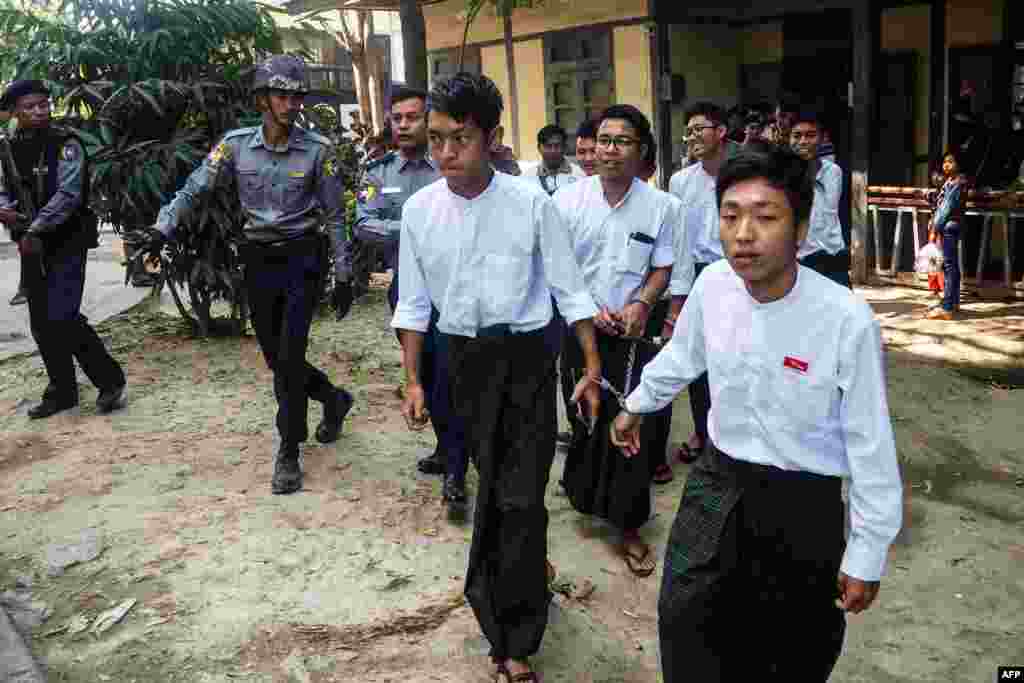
[570,374,601,432]
[400,382,430,431]
[610,411,642,458]
[19,233,43,256]
[334,281,354,321]
[660,317,675,341]
[836,573,881,614]
[594,306,623,336]
[621,301,650,338]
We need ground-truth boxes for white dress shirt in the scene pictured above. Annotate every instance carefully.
[625,260,902,582]
[522,159,585,196]
[391,173,598,337]
[552,176,675,312]
[669,161,723,295]
[799,158,846,259]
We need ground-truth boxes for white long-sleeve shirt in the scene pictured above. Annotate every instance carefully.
[552,176,675,312]
[625,260,902,581]
[391,172,597,337]
[799,158,846,259]
[668,161,723,295]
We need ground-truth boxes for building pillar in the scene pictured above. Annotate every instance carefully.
[850,0,880,285]
[928,0,947,169]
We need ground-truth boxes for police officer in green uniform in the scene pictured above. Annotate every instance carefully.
[126,55,354,495]
[0,80,126,419]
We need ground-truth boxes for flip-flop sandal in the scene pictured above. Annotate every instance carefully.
[675,443,700,464]
[652,463,674,484]
[623,545,656,578]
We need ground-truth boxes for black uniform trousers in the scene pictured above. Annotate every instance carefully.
[688,263,712,448]
[658,444,847,682]
[242,235,336,445]
[25,245,124,405]
[449,326,556,661]
[390,270,466,481]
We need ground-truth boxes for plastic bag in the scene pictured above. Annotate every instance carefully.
[915,242,943,274]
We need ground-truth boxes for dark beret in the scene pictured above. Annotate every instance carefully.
[1,80,50,111]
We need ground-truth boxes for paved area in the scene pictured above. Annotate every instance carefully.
[0,231,151,362]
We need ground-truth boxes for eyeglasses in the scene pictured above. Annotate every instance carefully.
[596,136,638,150]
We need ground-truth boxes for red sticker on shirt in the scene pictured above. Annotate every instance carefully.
[783,356,809,373]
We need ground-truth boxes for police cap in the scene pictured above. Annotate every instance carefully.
[252,55,309,94]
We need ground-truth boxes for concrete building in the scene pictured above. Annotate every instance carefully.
[424,0,1023,291]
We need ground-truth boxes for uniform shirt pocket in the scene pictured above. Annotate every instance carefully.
[238,170,265,210]
[619,233,655,275]
[283,175,308,213]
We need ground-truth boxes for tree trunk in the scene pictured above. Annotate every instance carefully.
[399,0,428,90]
[365,12,386,132]
[503,11,520,158]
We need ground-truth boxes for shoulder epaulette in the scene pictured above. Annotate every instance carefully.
[365,151,396,172]
[223,126,258,140]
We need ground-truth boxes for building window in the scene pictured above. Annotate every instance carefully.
[429,47,482,82]
[544,28,615,135]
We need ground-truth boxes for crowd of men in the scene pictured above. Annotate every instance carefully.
[2,56,903,683]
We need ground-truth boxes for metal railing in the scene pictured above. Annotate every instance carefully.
[867,187,1024,292]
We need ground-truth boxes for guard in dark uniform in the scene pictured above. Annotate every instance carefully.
[0,80,126,419]
[126,55,354,495]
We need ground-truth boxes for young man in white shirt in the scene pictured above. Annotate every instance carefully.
[667,102,727,464]
[553,104,676,578]
[523,124,584,195]
[392,73,602,683]
[574,119,600,177]
[611,141,903,681]
[790,108,851,287]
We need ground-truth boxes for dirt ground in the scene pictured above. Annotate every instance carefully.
[0,278,1022,683]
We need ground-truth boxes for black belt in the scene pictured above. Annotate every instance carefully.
[240,232,324,262]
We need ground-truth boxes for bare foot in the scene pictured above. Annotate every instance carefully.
[505,659,537,681]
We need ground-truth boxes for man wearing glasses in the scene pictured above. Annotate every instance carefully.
[126,55,354,495]
[0,80,126,420]
[553,104,677,578]
[667,102,729,465]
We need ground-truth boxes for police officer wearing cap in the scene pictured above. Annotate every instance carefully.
[125,55,354,495]
[0,79,127,419]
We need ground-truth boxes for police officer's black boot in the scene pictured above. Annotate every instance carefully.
[272,443,302,495]
[315,387,353,444]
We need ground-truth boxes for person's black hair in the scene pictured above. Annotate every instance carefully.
[792,106,825,128]
[575,118,599,141]
[599,104,655,159]
[717,140,815,230]
[537,124,567,147]
[427,72,503,134]
[391,86,428,108]
[744,112,765,127]
[684,101,726,128]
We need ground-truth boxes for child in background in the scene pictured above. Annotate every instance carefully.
[926,150,966,320]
